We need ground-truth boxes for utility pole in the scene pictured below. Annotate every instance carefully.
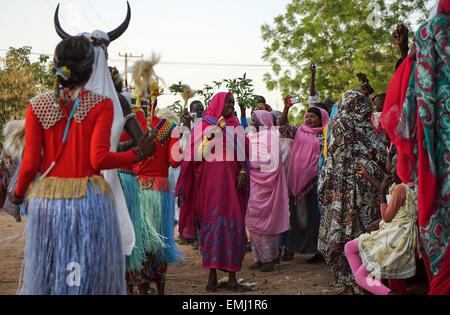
[118,53,143,89]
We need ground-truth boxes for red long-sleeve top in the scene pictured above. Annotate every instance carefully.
[15,90,137,197]
[133,114,181,178]
[119,106,147,172]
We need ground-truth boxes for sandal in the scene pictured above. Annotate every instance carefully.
[306,254,325,264]
[282,250,294,262]
[249,262,262,270]
[228,283,253,292]
[259,262,275,273]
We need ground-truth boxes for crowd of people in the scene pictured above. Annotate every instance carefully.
[0,0,448,295]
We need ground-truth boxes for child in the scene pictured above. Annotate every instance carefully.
[371,93,386,136]
[345,155,418,295]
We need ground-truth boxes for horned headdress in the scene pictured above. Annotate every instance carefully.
[54,1,131,44]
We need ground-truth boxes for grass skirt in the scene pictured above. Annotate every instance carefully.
[19,180,126,295]
[119,171,145,274]
[128,177,182,283]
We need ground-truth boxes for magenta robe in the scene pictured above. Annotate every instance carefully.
[176,92,249,272]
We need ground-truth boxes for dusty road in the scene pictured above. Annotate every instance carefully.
[0,211,346,295]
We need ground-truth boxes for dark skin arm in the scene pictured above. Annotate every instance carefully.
[279,96,294,126]
[393,25,409,60]
[367,148,388,175]
[365,172,394,233]
[181,108,192,131]
[309,64,316,97]
[236,173,246,191]
[9,126,158,206]
[117,139,133,152]
[380,174,394,204]
[239,103,246,120]
[118,93,145,147]
[356,162,382,192]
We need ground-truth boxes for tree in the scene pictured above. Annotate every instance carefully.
[0,47,53,146]
[261,0,429,110]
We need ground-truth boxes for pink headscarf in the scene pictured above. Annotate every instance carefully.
[184,92,242,161]
[203,92,240,127]
[253,109,274,128]
[289,107,330,202]
[246,110,289,235]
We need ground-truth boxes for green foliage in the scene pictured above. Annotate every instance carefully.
[194,74,259,110]
[261,0,429,104]
[196,84,216,108]
[223,73,257,109]
[168,100,183,119]
[0,46,53,146]
[168,81,185,94]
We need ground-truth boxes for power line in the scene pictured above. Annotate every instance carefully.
[86,0,137,52]
[118,53,143,87]
[0,48,395,69]
[44,0,82,34]
[68,0,132,53]
[87,0,112,29]
[156,61,283,68]
[0,48,279,68]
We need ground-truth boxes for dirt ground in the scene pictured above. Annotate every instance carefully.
[0,210,425,296]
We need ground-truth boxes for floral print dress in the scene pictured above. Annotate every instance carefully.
[318,90,386,287]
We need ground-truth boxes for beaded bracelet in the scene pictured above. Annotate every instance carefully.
[132,147,147,162]
[124,113,136,123]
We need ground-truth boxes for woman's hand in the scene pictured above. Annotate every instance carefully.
[8,192,24,205]
[356,162,369,178]
[367,148,378,161]
[393,25,409,48]
[133,128,157,161]
[235,173,246,191]
[181,109,192,129]
[283,96,294,109]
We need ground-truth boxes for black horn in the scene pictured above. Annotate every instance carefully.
[54,3,72,40]
[107,1,131,42]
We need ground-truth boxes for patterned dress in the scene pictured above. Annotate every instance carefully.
[359,184,418,279]
[391,11,449,293]
[280,124,325,254]
[318,90,386,287]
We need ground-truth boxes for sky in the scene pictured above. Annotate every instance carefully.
[0,0,436,111]
[0,0,292,110]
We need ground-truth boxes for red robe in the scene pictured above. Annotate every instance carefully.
[15,90,136,197]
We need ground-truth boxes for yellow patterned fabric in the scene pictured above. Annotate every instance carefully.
[358,184,418,279]
[28,176,113,199]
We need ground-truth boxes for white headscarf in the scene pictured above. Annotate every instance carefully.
[82,30,135,256]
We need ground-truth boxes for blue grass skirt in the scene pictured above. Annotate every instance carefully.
[19,179,126,295]
[138,177,183,267]
[118,171,146,274]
